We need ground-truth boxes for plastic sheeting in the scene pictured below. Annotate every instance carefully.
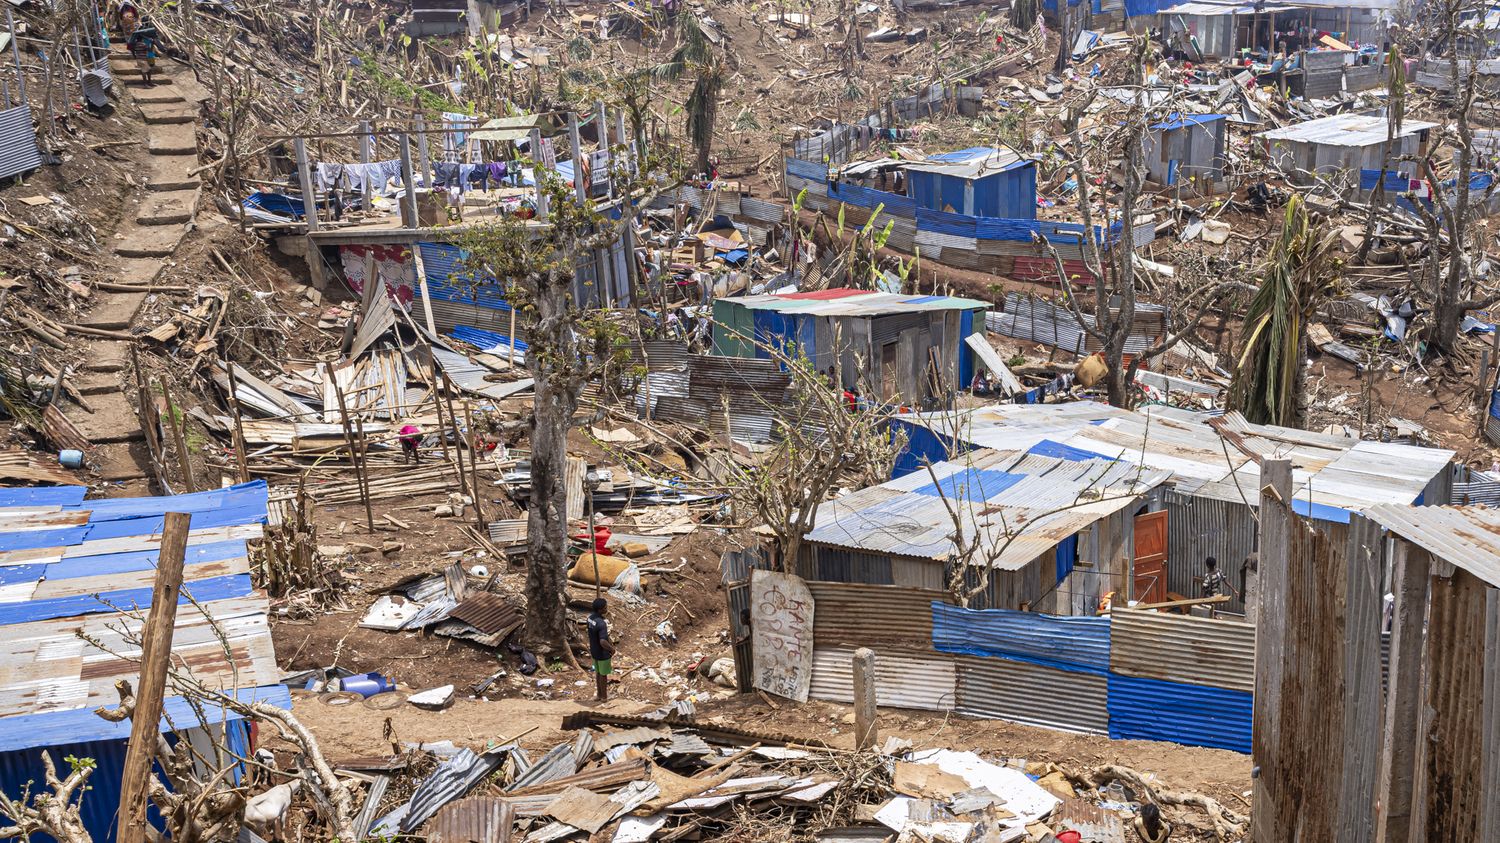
[930,602,1111,674]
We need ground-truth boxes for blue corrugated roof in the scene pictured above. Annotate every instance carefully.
[0,480,287,759]
[1150,113,1227,130]
[927,146,1002,163]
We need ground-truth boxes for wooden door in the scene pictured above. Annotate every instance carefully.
[1133,510,1169,604]
[880,342,898,401]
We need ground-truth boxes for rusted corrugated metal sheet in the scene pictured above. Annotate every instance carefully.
[1109,609,1255,693]
[427,796,514,843]
[507,757,649,796]
[449,593,521,635]
[810,646,956,711]
[806,581,952,651]
[1165,491,1255,614]
[954,654,1109,735]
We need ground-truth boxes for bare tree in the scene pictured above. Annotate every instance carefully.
[722,338,903,573]
[1413,0,1500,355]
[1048,37,1234,408]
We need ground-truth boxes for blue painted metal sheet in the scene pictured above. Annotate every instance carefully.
[828,180,913,215]
[0,573,252,627]
[418,243,512,311]
[66,481,267,521]
[915,207,978,237]
[449,325,530,353]
[0,526,90,552]
[1055,534,1078,584]
[785,157,829,181]
[0,685,290,754]
[43,539,247,582]
[1107,673,1253,753]
[931,602,1111,674]
[1,690,286,843]
[958,309,976,389]
[909,467,1024,499]
[80,503,266,541]
[1028,439,1116,462]
[1292,498,1352,524]
[0,486,87,508]
[890,418,965,479]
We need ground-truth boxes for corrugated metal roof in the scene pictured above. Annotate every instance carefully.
[809,646,957,711]
[802,449,1169,568]
[1109,609,1255,693]
[1363,505,1500,587]
[0,481,284,751]
[374,745,514,835]
[903,147,1032,180]
[901,402,1454,514]
[730,288,988,317]
[1257,112,1437,147]
[955,654,1109,734]
[427,796,515,843]
[448,592,522,635]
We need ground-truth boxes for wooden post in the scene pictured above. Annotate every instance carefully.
[353,414,376,532]
[294,138,326,291]
[399,133,418,229]
[331,375,375,533]
[1375,541,1431,843]
[359,120,373,211]
[507,303,518,366]
[224,362,251,484]
[442,371,472,503]
[415,112,432,190]
[528,127,550,220]
[465,398,486,530]
[1251,458,1293,843]
[159,378,197,493]
[431,372,453,469]
[852,647,877,751]
[568,111,587,204]
[117,511,191,843]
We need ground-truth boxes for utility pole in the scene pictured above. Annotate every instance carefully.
[117,511,191,843]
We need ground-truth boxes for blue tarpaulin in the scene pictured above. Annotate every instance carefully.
[931,602,1112,674]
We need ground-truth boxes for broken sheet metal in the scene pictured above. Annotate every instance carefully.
[426,796,514,843]
[505,741,578,793]
[371,744,515,835]
[527,781,661,842]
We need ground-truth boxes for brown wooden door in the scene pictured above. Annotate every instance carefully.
[1134,510,1169,604]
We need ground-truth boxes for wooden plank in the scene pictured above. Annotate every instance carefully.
[1251,459,1292,842]
[963,332,1024,396]
[1377,541,1430,842]
[1481,587,1500,842]
[118,511,190,843]
[1338,515,1384,835]
[1417,567,1490,840]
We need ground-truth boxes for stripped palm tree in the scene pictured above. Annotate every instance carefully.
[654,15,724,175]
[1228,196,1345,427]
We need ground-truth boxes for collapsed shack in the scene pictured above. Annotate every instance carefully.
[332,703,1244,842]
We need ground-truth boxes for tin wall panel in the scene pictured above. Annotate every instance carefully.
[955,654,1109,735]
[1109,609,1255,693]
[1164,491,1255,614]
[810,646,956,711]
[786,158,830,181]
[0,106,41,180]
[806,580,952,651]
[740,197,785,223]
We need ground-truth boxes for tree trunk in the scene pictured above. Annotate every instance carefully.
[523,282,577,655]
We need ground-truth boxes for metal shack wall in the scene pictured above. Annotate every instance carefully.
[955,654,1109,734]
[1110,609,1255,693]
[810,646,957,711]
[1165,491,1255,614]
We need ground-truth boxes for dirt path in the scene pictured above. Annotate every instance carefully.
[67,47,203,484]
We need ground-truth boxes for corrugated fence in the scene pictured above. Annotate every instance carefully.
[802,582,1255,752]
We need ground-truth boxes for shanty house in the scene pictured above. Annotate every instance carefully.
[1143,113,1229,188]
[0,482,287,843]
[711,288,989,407]
[1257,112,1437,186]
[794,449,1171,616]
[902,147,1037,220]
[892,402,1455,613]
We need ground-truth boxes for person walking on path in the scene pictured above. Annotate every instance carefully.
[587,597,614,702]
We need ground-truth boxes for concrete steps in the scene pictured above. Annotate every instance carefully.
[77,291,149,330]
